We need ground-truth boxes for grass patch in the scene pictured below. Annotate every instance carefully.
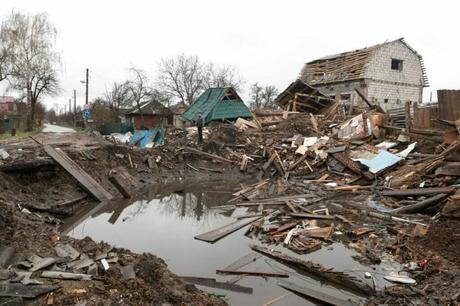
[0,130,38,141]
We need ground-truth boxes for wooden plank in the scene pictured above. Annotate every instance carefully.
[179,276,253,294]
[389,193,449,214]
[381,187,455,197]
[289,213,335,220]
[216,269,289,278]
[194,216,262,243]
[43,145,113,202]
[278,280,356,306]
[223,253,262,271]
[251,245,374,296]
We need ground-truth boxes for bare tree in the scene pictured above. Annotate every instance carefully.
[126,67,151,129]
[249,83,279,108]
[157,54,205,105]
[261,85,279,108]
[0,46,9,83]
[105,81,131,111]
[249,82,264,108]
[204,63,243,91]
[157,54,244,105]
[0,11,61,130]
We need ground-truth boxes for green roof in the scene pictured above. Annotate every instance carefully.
[182,87,252,124]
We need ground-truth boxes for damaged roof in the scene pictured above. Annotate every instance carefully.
[126,100,173,116]
[300,38,429,87]
[182,87,252,124]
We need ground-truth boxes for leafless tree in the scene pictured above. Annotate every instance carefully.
[249,82,264,108]
[157,54,205,105]
[0,46,9,83]
[0,11,61,130]
[105,81,132,111]
[126,67,151,129]
[249,83,279,108]
[261,85,279,108]
[157,54,244,105]
[203,63,243,91]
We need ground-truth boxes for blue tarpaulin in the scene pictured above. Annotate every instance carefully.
[129,128,165,148]
[356,150,402,174]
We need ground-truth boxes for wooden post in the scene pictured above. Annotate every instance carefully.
[405,101,412,132]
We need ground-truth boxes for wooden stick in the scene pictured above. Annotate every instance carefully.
[216,269,289,278]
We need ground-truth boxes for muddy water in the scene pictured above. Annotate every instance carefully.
[65,180,398,306]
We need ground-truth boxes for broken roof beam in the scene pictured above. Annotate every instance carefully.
[381,187,455,197]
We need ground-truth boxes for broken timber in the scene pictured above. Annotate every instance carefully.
[251,245,373,296]
[194,216,262,243]
[43,145,112,202]
[389,193,449,214]
[180,276,253,294]
[381,187,455,197]
[289,212,335,220]
[278,280,356,306]
[216,269,289,278]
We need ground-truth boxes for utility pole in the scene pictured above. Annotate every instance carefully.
[73,90,77,127]
[85,68,89,105]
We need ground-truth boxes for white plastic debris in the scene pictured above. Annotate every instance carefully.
[0,148,9,159]
[100,258,110,271]
[384,272,416,284]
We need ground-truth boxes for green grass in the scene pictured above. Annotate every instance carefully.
[0,130,38,141]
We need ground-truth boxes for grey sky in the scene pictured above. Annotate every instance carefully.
[1,0,458,110]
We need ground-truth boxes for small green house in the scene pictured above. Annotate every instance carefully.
[181,87,252,124]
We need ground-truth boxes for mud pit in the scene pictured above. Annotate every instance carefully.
[1,124,459,306]
[65,180,402,306]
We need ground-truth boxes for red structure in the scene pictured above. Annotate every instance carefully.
[125,100,173,130]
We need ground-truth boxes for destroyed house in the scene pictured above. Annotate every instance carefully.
[125,100,173,129]
[299,38,429,111]
[182,87,251,124]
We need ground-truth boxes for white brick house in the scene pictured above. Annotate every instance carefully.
[299,38,428,111]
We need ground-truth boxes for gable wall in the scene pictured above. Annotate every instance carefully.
[364,40,424,86]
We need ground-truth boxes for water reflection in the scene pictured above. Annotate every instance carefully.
[65,180,393,306]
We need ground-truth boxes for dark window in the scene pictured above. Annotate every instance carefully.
[384,99,389,103]
[340,94,351,101]
[391,59,403,71]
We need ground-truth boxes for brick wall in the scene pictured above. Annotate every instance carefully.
[367,81,421,111]
[365,40,424,86]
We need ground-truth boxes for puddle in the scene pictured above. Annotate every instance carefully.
[65,180,399,306]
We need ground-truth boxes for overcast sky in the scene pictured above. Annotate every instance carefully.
[1,0,459,110]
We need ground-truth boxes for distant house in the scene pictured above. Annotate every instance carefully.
[299,38,429,111]
[182,87,251,125]
[125,100,173,129]
[0,96,16,113]
[170,102,187,128]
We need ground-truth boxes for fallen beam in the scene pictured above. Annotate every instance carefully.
[289,213,335,220]
[381,187,455,197]
[278,280,356,306]
[216,269,289,278]
[0,159,55,172]
[390,193,449,214]
[43,145,112,202]
[223,253,262,271]
[251,245,373,296]
[194,216,262,243]
[40,271,92,281]
[180,276,253,294]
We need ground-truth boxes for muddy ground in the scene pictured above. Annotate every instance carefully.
[0,131,240,306]
[1,127,459,306]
